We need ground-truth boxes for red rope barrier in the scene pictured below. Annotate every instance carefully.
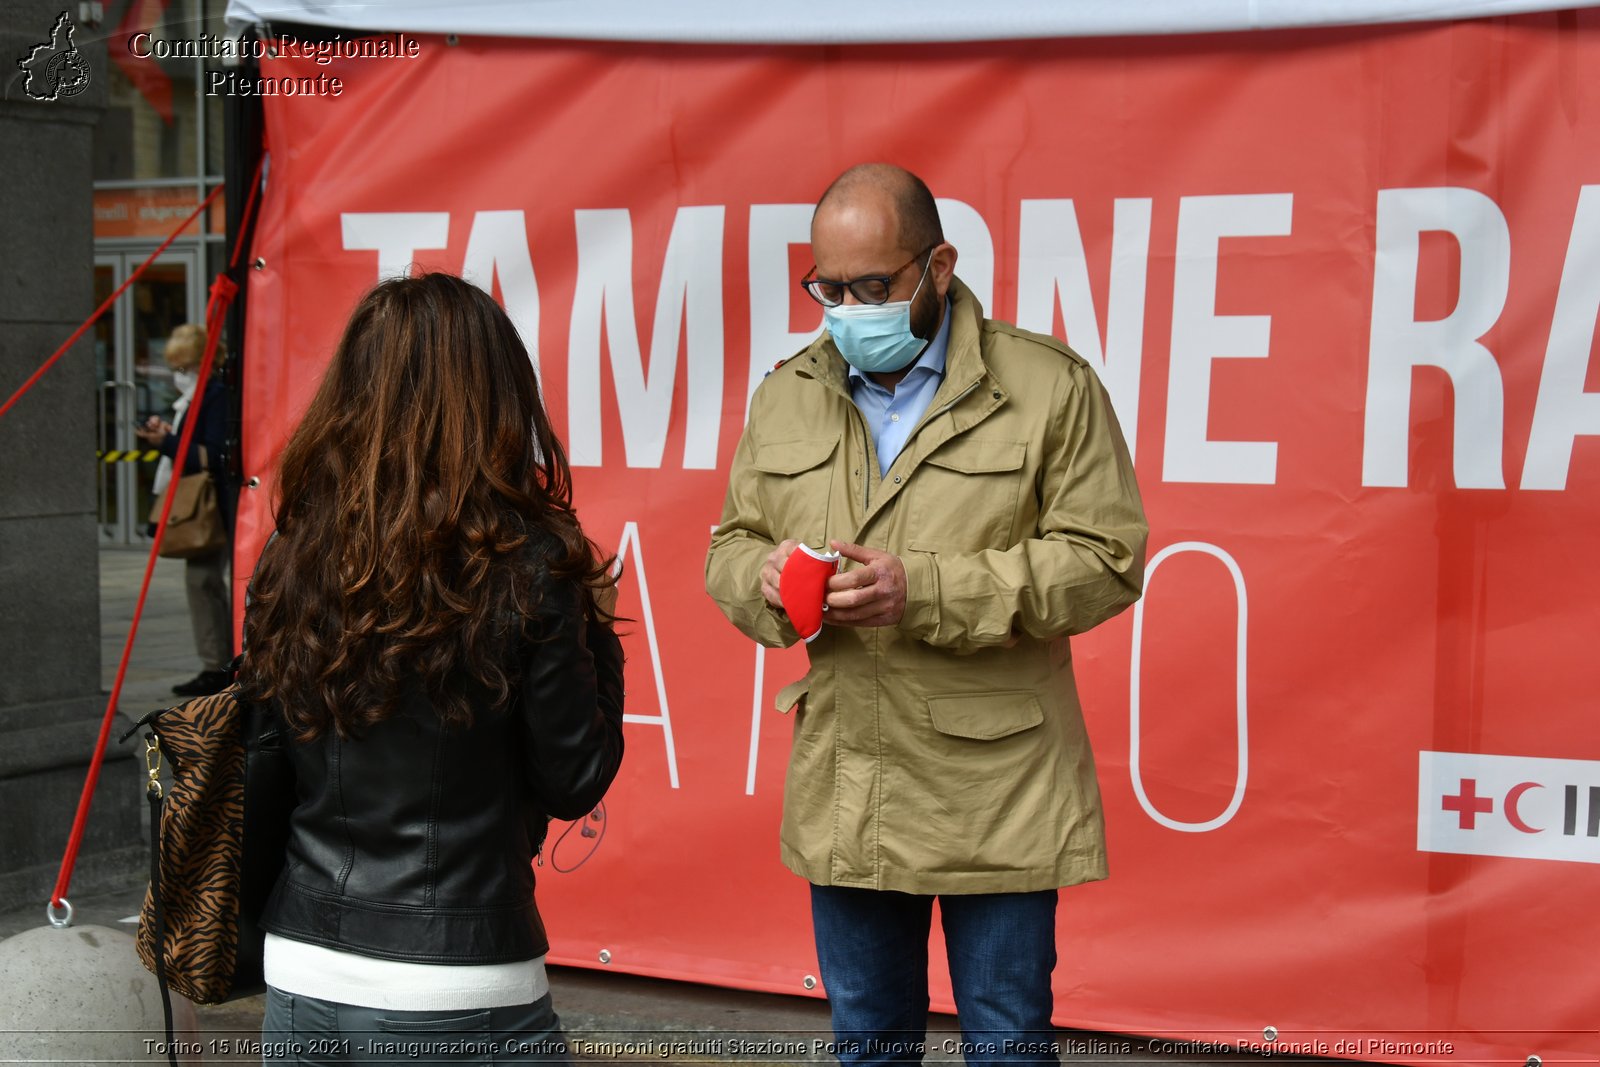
[0,184,224,422]
[48,156,267,917]
[226,158,267,272]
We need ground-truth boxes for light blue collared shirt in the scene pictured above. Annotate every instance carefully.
[846,301,952,477]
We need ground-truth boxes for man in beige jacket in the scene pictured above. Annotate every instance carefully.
[705,163,1147,1065]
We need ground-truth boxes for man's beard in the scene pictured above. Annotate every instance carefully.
[910,283,942,341]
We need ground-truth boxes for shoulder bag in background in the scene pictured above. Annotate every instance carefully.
[151,445,227,559]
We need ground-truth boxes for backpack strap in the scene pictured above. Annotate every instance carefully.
[143,732,178,1067]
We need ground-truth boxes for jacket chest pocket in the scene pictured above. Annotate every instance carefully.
[753,435,840,548]
[908,437,1027,551]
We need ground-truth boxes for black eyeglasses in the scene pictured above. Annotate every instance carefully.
[800,245,937,307]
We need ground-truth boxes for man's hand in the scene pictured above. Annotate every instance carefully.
[760,538,801,611]
[823,540,907,628]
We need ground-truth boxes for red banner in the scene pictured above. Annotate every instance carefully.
[240,16,1600,1065]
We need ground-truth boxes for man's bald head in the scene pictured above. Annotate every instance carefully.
[814,163,944,257]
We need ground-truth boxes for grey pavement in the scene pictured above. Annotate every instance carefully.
[99,545,210,728]
[0,546,1342,1066]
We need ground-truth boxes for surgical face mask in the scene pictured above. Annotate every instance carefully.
[172,370,198,397]
[823,256,933,374]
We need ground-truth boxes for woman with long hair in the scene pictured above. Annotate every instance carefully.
[240,272,623,1062]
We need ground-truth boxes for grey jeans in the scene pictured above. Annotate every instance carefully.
[185,547,232,671]
[262,986,571,1065]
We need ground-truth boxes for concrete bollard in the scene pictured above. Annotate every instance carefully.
[0,924,199,1064]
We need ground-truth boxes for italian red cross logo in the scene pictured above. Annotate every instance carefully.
[1441,778,1495,829]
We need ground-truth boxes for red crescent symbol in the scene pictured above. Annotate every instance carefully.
[1505,781,1543,833]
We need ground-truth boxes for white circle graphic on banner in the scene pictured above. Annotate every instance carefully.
[1129,540,1249,832]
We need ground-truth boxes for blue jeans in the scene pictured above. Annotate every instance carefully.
[810,884,1060,1067]
[262,986,571,1065]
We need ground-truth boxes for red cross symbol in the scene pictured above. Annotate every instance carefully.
[1441,778,1494,830]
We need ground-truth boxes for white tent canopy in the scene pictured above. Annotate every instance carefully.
[223,0,1597,43]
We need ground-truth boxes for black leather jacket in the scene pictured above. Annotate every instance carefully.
[260,571,625,965]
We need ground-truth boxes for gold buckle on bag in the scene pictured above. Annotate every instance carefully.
[144,734,164,800]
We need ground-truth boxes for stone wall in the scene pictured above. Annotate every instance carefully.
[0,2,143,908]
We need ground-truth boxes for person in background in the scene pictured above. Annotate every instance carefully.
[705,163,1147,1066]
[135,323,236,697]
[240,272,625,1063]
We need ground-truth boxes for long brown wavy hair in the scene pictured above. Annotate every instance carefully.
[240,272,613,741]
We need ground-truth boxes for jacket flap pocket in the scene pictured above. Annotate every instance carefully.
[927,692,1043,740]
[753,436,839,476]
[922,438,1025,475]
[774,677,811,715]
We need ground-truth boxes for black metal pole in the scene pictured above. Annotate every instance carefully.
[221,30,265,509]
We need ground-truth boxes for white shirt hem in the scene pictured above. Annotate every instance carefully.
[263,932,549,1011]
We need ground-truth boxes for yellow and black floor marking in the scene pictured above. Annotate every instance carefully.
[98,450,161,463]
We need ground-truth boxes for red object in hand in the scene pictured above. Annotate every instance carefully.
[779,543,840,643]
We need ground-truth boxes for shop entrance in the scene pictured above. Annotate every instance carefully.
[93,246,204,544]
